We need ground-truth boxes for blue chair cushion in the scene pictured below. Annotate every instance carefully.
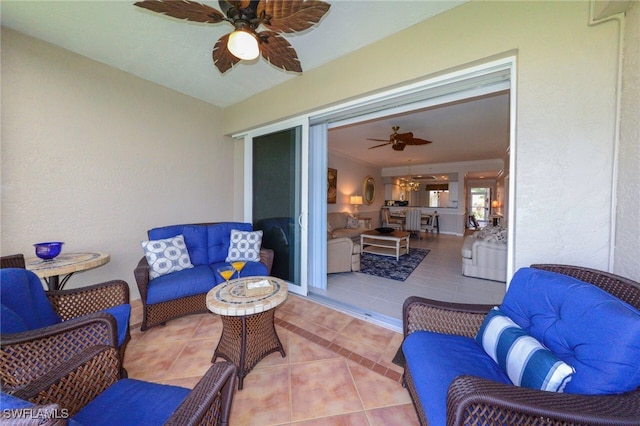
[146,265,217,305]
[207,222,253,264]
[0,268,61,333]
[72,378,190,426]
[148,224,208,267]
[403,331,511,426]
[209,260,269,285]
[500,267,640,395]
[102,304,131,347]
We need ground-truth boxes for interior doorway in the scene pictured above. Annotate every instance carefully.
[469,186,491,226]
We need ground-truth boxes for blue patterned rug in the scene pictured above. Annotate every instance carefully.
[360,249,430,282]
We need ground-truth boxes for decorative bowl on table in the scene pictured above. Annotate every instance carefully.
[375,227,394,234]
[34,242,64,260]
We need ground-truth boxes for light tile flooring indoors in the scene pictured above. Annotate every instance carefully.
[317,231,507,331]
[124,230,506,425]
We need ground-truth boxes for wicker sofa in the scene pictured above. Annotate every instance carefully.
[402,264,640,426]
[134,222,273,331]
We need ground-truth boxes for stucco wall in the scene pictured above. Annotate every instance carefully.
[1,29,234,298]
[225,1,633,275]
[614,1,640,281]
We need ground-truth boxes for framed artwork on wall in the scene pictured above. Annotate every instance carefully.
[328,168,337,204]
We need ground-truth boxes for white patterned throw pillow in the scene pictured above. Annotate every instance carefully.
[141,234,194,279]
[226,229,263,262]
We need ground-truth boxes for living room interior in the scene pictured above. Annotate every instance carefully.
[2,0,639,424]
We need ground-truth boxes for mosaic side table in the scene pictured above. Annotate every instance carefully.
[206,276,288,390]
[25,252,110,291]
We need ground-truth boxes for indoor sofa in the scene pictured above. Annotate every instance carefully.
[461,225,507,282]
[327,212,368,241]
[402,264,640,426]
[134,222,273,331]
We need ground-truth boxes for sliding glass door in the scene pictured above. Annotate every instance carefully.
[244,121,308,295]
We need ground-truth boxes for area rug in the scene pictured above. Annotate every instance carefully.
[360,248,430,282]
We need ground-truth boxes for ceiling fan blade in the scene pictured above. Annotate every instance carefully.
[260,0,331,34]
[258,31,302,73]
[212,34,241,73]
[406,138,433,145]
[369,142,392,149]
[367,138,390,142]
[394,132,414,141]
[134,0,225,23]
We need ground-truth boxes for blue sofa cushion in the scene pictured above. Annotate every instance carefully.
[207,222,253,264]
[0,269,62,333]
[500,267,640,395]
[146,265,217,305]
[210,261,269,285]
[182,225,209,266]
[148,224,208,267]
[403,331,511,426]
[72,379,190,426]
[476,307,575,392]
[102,304,131,347]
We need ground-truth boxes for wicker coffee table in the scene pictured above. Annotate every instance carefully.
[206,276,288,390]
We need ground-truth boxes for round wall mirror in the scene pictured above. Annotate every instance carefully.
[363,176,376,205]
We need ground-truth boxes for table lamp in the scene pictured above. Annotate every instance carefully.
[350,195,363,215]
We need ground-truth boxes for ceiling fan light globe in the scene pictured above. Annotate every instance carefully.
[228,30,259,60]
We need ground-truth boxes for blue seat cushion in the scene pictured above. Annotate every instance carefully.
[0,268,61,333]
[102,304,131,347]
[501,267,640,395]
[146,265,216,305]
[209,261,269,285]
[403,331,511,426]
[72,379,190,426]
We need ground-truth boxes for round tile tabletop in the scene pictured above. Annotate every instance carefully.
[206,276,288,317]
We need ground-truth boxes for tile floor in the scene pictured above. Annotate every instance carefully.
[126,294,418,425]
[124,230,506,425]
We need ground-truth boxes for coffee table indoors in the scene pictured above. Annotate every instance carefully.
[360,230,410,261]
[206,276,288,390]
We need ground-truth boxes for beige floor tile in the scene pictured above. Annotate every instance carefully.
[230,365,291,426]
[291,412,370,425]
[287,331,340,364]
[347,361,412,409]
[365,403,421,426]
[303,304,353,332]
[290,358,363,422]
[338,318,397,352]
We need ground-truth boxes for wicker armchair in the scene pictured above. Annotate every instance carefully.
[402,264,640,426]
[1,269,131,392]
[0,253,25,268]
[9,345,237,425]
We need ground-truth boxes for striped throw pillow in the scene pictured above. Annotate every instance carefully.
[476,307,575,392]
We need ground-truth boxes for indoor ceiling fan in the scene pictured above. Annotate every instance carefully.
[368,126,433,151]
[134,0,330,74]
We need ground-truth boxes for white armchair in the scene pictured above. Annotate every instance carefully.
[327,237,361,273]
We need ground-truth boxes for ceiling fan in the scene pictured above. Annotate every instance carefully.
[368,126,433,151]
[134,0,330,74]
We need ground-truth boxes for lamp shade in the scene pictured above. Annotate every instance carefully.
[350,195,363,205]
[227,30,259,60]
[491,200,499,208]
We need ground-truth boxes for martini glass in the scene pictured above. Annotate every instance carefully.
[231,261,246,279]
[217,266,234,284]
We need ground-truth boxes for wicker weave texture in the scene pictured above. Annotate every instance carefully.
[1,319,114,392]
[47,280,130,320]
[0,254,26,269]
[214,309,285,390]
